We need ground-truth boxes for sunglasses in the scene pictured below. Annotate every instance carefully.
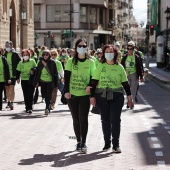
[51,54,57,56]
[127,48,133,50]
[77,45,87,48]
[43,53,49,56]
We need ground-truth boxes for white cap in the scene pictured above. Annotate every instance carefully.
[128,41,135,47]
[96,48,102,53]
[115,42,120,46]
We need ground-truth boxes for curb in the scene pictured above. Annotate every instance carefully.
[148,72,170,93]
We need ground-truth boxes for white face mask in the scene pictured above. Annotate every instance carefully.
[62,53,66,56]
[23,56,29,61]
[6,48,11,52]
[77,47,87,54]
[105,53,114,61]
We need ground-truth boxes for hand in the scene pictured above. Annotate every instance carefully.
[127,96,134,109]
[17,79,20,84]
[90,97,96,107]
[30,70,34,75]
[64,92,71,99]
[85,86,92,93]
[61,78,64,83]
[36,83,39,87]
[42,60,47,67]
[8,80,11,84]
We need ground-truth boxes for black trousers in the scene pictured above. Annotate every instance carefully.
[40,81,53,109]
[95,92,124,147]
[67,95,90,143]
[0,82,5,110]
[21,80,35,111]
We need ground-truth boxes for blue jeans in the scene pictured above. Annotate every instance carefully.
[95,92,124,146]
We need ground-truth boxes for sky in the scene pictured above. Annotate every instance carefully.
[133,0,147,26]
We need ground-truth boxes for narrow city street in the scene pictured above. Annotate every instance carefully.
[0,75,170,170]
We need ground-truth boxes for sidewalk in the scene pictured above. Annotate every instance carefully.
[144,59,170,92]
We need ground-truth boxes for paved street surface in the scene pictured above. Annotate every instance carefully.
[0,66,170,170]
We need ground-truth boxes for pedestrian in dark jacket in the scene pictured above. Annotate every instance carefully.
[4,41,21,110]
[33,50,58,115]
[121,41,143,106]
[0,46,11,113]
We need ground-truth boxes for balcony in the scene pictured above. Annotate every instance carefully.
[34,0,45,3]
[79,0,105,6]
[123,8,128,15]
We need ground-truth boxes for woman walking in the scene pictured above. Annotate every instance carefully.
[33,50,58,115]
[88,44,133,153]
[0,46,11,113]
[16,49,37,114]
[64,38,96,152]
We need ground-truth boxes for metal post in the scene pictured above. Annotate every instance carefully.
[145,0,150,68]
[70,0,72,48]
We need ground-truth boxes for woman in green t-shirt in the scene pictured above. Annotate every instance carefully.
[0,46,11,113]
[64,38,96,153]
[16,49,37,114]
[50,49,64,110]
[88,44,134,153]
[33,50,58,115]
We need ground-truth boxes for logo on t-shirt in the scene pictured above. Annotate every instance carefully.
[101,67,106,72]
[73,65,78,70]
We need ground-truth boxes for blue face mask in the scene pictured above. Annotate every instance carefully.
[105,53,114,61]
[6,48,11,52]
[77,47,87,54]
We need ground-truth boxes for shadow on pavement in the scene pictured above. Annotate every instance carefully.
[18,151,113,167]
[0,113,46,119]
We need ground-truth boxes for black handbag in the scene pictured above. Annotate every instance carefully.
[91,106,100,114]
[61,90,67,105]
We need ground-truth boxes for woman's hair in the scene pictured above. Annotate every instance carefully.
[100,44,119,64]
[29,48,35,56]
[42,49,51,59]
[0,46,5,55]
[22,49,31,57]
[73,38,88,65]
[50,49,59,56]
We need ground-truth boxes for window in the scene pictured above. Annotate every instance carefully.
[46,5,73,22]
[34,5,41,22]
[90,7,96,23]
[80,6,87,22]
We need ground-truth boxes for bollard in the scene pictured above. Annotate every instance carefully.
[143,68,149,82]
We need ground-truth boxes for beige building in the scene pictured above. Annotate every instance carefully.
[34,0,113,49]
[0,0,34,52]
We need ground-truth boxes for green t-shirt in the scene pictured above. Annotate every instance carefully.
[16,59,37,80]
[65,58,96,96]
[57,55,70,61]
[95,59,101,68]
[92,63,127,90]
[125,54,136,75]
[30,56,37,62]
[0,57,5,82]
[55,60,63,72]
[6,52,14,78]
[40,67,52,82]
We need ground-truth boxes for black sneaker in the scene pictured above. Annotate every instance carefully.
[28,110,32,114]
[6,102,10,108]
[113,146,121,153]
[81,143,87,153]
[103,143,111,151]
[9,102,14,110]
[135,96,138,102]
[76,143,81,151]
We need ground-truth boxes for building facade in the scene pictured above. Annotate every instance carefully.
[34,0,115,49]
[0,0,34,52]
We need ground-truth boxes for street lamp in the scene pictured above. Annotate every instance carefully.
[165,6,170,47]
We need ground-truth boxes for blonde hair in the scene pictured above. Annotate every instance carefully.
[0,45,5,55]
